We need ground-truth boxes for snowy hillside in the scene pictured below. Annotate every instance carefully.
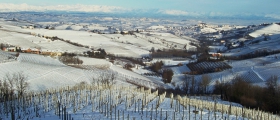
[249,23,280,38]
[0,53,165,91]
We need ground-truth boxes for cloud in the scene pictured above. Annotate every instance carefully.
[158,10,201,16]
[0,3,128,13]
[1,3,279,20]
[159,10,188,16]
[265,14,280,20]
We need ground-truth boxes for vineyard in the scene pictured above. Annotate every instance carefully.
[0,52,167,92]
[0,51,279,120]
[187,61,232,74]
[0,50,16,63]
[0,84,278,120]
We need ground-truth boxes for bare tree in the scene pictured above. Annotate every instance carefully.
[182,75,191,94]
[14,72,29,97]
[3,72,28,98]
[4,73,15,96]
[266,75,278,95]
[1,72,27,113]
[162,69,174,83]
[201,74,211,94]
[190,75,196,94]
[96,70,118,88]
[0,78,3,101]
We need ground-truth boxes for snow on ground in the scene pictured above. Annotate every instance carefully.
[0,29,90,53]
[151,58,190,66]
[223,35,280,57]
[0,21,195,57]
[78,56,111,66]
[1,84,269,120]
[220,56,279,86]
[149,32,191,45]
[249,23,280,38]
[55,24,70,30]
[201,27,217,33]
[27,29,117,47]
[131,67,152,75]
[1,52,169,91]
[215,26,234,31]
[87,24,108,30]
[170,52,280,91]
[0,31,40,48]
[0,26,145,57]
[1,18,280,91]
[169,65,191,74]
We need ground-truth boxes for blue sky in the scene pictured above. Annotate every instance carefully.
[1,0,279,14]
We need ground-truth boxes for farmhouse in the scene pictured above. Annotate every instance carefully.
[40,49,63,56]
[21,48,40,54]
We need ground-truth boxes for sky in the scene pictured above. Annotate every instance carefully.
[0,0,280,19]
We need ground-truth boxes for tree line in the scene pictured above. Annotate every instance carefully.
[0,72,28,101]
[84,48,107,59]
[59,53,83,65]
[213,75,280,113]
[175,74,211,95]
[224,49,280,61]
[0,71,29,119]
[150,49,195,58]
[150,61,174,84]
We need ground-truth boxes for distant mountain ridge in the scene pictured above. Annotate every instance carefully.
[0,3,280,20]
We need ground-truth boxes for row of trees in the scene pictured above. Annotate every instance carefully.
[91,70,118,88]
[179,74,211,95]
[59,53,83,65]
[150,49,194,58]
[112,56,146,66]
[150,61,175,84]
[213,75,280,113]
[162,69,174,83]
[225,49,280,61]
[0,72,29,101]
[85,48,107,59]
[0,72,29,116]
[150,61,163,72]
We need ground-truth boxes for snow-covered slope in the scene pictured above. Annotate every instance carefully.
[0,53,163,91]
[249,23,280,38]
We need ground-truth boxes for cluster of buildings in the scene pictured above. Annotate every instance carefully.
[1,46,63,56]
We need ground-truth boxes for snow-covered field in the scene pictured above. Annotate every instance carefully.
[0,18,200,58]
[0,15,280,119]
[249,24,280,38]
[0,51,169,91]
[1,18,280,91]
[0,53,275,120]
[1,52,274,119]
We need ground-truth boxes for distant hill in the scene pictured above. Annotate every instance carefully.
[249,23,280,38]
